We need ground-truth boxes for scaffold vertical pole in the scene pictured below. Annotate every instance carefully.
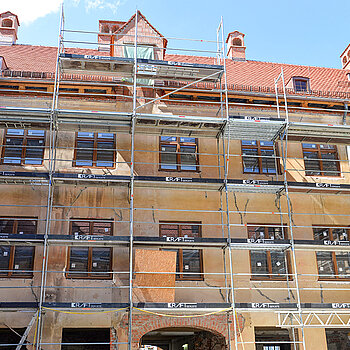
[219,16,240,350]
[35,4,64,349]
[128,8,138,350]
[275,68,306,350]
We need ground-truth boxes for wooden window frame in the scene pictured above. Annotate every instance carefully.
[314,226,350,280]
[248,225,291,281]
[1,129,45,166]
[73,132,116,169]
[66,219,113,280]
[159,136,199,172]
[0,218,36,278]
[159,221,204,281]
[293,77,310,92]
[302,143,340,177]
[241,141,280,175]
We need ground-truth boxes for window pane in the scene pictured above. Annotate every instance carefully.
[250,251,268,277]
[12,247,34,275]
[91,248,111,277]
[180,137,196,143]
[242,140,257,146]
[332,228,348,241]
[0,220,14,234]
[96,141,114,167]
[0,246,10,274]
[93,222,112,236]
[335,252,350,277]
[260,141,274,147]
[24,139,44,164]
[69,248,89,277]
[181,225,200,238]
[268,227,285,240]
[180,146,196,171]
[160,224,179,237]
[303,151,321,175]
[16,220,37,235]
[160,145,177,170]
[7,129,24,136]
[28,130,45,137]
[270,251,287,276]
[97,133,113,139]
[182,249,201,279]
[76,140,94,166]
[313,228,330,241]
[160,136,177,142]
[295,80,307,92]
[77,132,94,138]
[316,252,335,277]
[248,226,265,240]
[72,221,90,235]
[321,152,339,176]
[242,148,259,173]
[3,137,23,164]
[261,148,276,174]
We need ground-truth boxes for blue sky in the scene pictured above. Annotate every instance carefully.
[1,0,349,69]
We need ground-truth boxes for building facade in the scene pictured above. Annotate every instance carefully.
[0,9,350,350]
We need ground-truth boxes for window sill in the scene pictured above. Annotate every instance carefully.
[158,168,201,173]
[317,278,350,282]
[65,274,112,280]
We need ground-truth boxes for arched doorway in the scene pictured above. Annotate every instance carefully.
[140,327,226,350]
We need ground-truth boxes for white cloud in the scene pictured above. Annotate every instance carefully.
[0,0,62,25]
[85,0,121,14]
[0,0,122,25]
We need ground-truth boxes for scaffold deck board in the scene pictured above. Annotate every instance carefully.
[224,116,286,141]
[288,122,350,144]
[59,54,224,82]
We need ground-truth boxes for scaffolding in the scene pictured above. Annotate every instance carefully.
[0,5,350,350]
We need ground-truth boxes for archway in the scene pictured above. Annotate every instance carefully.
[140,327,226,350]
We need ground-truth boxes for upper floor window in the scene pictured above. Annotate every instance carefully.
[241,140,278,174]
[159,136,198,172]
[293,77,309,92]
[124,45,154,60]
[0,218,37,278]
[248,225,290,280]
[160,222,203,280]
[74,132,115,168]
[314,227,350,279]
[67,219,113,279]
[302,143,340,176]
[2,129,45,165]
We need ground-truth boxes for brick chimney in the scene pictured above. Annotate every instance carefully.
[340,43,350,69]
[0,11,19,46]
[98,20,125,51]
[226,31,246,60]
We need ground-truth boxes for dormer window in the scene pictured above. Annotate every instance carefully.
[293,77,309,92]
[2,19,13,27]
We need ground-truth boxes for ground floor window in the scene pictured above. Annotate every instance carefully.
[255,327,294,350]
[61,328,110,349]
[326,329,350,350]
[0,328,28,349]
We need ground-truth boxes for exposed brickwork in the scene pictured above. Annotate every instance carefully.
[120,312,244,349]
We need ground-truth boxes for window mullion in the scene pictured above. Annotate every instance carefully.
[257,143,263,174]
[21,134,27,165]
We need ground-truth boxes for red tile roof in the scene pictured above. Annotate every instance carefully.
[0,44,349,98]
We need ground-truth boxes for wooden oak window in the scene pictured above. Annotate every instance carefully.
[0,218,36,277]
[67,220,112,279]
[159,136,198,171]
[248,226,290,279]
[160,222,203,280]
[242,140,278,174]
[2,129,45,165]
[302,143,340,176]
[293,78,309,92]
[314,227,350,279]
[74,132,115,168]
